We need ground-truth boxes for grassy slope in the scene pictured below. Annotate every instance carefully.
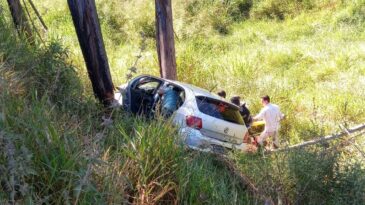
[1,0,365,204]
[37,0,365,141]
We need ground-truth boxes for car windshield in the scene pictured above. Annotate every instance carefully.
[196,96,244,125]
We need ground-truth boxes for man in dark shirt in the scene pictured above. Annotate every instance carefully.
[230,96,252,126]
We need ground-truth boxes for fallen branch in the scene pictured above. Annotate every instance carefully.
[269,123,365,153]
[213,154,275,205]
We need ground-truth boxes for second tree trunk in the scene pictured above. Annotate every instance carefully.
[155,0,177,80]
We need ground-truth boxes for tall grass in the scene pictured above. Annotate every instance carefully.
[0,11,250,204]
[233,144,365,205]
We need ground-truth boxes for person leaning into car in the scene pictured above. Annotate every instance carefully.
[230,95,252,127]
[157,84,179,118]
[253,95,285,149]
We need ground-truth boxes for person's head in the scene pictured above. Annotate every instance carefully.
[158,84,169,96]
[157,88,165,96]
[217,90,226,98]
[261,95,270,106]
[230,96,241,106]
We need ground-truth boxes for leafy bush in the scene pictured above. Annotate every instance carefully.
[183,0,253,35]
[250,0,316,20]
[334,0,365,25]
[227,0,253,20]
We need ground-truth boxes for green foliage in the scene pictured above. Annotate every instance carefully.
[182,0,253,35]
[235,147,365,205]
[228,0,253,20]
[0,16,81,106]
[0,97,94,204]
[334,0,365,25]
[115,118,184,203]
[0,13,97,203]
[250,0,324,20]
[287,150,339,204]
[0,12,249,203]
[177,153,251,205]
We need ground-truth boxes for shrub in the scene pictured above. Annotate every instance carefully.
[227,0,253,20]
[183,0,253,35]
[250,0,316,20]
[334,0,365,25]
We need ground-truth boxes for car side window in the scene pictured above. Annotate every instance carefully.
[196,96,244,125]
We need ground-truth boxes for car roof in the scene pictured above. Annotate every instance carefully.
[173,82,220,99]
[135,74,238,107]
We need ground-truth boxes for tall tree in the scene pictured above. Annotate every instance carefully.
[155,0,177,80]
[68,0,114,106]
[6,0,33,40]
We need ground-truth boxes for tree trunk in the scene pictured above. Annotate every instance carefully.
[6,0,33,40]
[67,0,114,106]
[155,0,177,80]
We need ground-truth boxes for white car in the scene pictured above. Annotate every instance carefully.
[115,75,252,153]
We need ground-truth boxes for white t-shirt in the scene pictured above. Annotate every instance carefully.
[255,103,284,132]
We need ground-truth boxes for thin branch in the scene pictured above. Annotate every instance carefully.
[22,0,44,43]
[27,0,48,31]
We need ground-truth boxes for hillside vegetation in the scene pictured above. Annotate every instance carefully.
[1,0,365,204]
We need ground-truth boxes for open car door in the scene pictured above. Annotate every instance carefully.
[126,76,163,115]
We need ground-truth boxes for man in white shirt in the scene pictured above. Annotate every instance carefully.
[253,95,284,149]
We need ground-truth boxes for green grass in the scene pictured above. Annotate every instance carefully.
[32,0,365,135]
[1,0,365,204]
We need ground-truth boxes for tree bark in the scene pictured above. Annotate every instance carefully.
[155,0,177,80]
[6,0,33,40]
[67,0,114,106]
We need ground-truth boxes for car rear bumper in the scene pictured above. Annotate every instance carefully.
[179,127,248,152]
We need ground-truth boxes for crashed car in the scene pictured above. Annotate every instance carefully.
[114,75,255,153]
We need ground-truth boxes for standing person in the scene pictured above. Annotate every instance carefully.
[217,90,226,99]
[253,95,284,149]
